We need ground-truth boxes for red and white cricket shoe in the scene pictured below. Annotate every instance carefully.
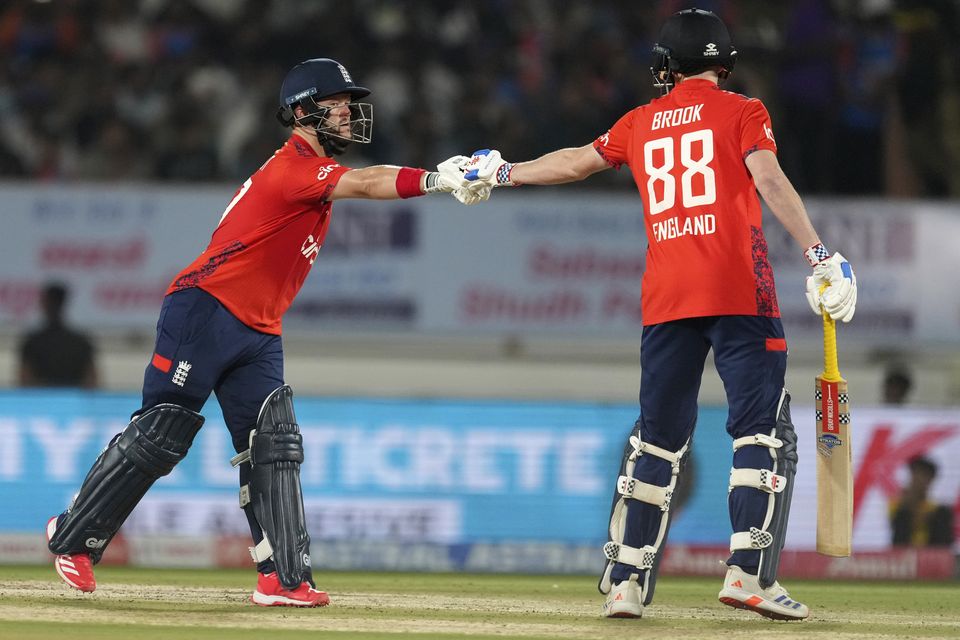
[602,579,643,618]
[251,571,330,607]
[45,516,96,593]
[718,565,808,621]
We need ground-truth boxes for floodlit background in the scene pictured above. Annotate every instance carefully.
[0,0,958,579]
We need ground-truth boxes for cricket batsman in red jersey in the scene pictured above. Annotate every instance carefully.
[45,58,487,606]
[460,9,858,621]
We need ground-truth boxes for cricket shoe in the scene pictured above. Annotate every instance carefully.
[251,571,330,607]
[718,565,809,621]
[602,579,643,618]
[45,516,96,593]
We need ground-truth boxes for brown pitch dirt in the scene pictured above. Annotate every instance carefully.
[0,579,955,639]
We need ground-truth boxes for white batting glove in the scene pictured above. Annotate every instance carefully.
[805,252,857,323]
[422,172,458,194]
[452,185,491,205]
[424,155,474,194]
[463,149,516,188]
[436,155,491,205]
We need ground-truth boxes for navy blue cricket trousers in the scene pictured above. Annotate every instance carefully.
[139,287,284,454]
[611,315,788,582]
[139,288,284,571]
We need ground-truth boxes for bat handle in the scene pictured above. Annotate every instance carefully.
[820,285,841,381]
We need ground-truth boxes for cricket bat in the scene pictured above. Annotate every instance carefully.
[815,297,853,557]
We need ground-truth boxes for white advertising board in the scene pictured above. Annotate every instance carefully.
[2,185,958,343]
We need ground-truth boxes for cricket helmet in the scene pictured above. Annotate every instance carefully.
[651,8,737,93]
[276,58,373,154]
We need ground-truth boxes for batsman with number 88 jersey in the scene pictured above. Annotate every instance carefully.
[459,8,857,621]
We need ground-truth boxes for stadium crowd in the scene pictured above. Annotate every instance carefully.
[1,0,957,196]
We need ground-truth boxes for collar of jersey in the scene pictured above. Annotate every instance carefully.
[289,132,320,158]
[674,78,719,92]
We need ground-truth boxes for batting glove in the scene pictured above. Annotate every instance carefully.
[463,149,516,188]
[805,251,857,323]
[435,155,491,205]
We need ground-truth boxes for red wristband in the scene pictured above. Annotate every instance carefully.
[396,167,426,199]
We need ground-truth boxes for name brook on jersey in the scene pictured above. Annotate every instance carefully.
[652,213,716,242]
[651,104,703,131]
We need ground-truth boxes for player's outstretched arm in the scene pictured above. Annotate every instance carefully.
[463,144,610,189]
[746,149,857,322]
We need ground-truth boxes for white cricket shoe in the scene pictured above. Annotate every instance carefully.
[602,579,643,618]
[718,565,809,621]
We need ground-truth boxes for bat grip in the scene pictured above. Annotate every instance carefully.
[820,285,841,381]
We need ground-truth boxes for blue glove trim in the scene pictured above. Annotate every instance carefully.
[464,150,491,181]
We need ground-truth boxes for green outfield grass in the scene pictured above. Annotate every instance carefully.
[1,565,958,639]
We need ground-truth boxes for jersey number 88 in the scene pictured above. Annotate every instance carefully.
[643,129,716,215]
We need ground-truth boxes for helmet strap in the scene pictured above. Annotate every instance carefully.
[311,105,352,156]
[287,101,350,156]
[320,136,350,156]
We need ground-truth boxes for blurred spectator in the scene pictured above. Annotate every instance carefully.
[0,0,956,197]
[17,282,98,389]
[76,120,152,180]
[833,13,897,194]
[892,0,959,197]
[889,456,954,547]
[882,364,913,405]
[775,0,839,194]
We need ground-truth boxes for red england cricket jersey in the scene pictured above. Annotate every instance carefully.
[593,79,780,325]
[167,134,349,334]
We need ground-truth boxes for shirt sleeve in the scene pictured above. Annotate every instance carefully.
[740,98,777,159]
[283,158,352,204]
[592,109,636,169]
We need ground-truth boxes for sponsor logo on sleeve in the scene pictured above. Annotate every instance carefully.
[317,164,341,181]
[763,122,776,143]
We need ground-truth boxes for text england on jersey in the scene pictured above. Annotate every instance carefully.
[651,213,716,242]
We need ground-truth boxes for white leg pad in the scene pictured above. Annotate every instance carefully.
[617,475,672,510]
[730,389,799,589]
[249,535,274,563]
[603,541,657,569]
[732,433,783,452]
[728,468,787,494]
[730,527,774,552]
[599,433,690,600]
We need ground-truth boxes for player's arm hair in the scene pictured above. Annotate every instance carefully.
[329,165,425,201]
[509,144,610,186]
[745,149,820,249]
